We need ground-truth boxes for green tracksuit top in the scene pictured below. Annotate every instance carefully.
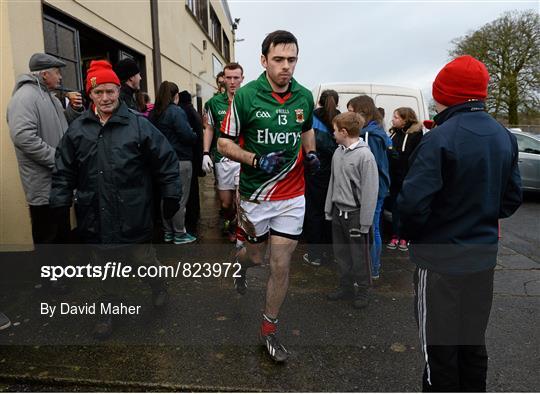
[221,72,313,201]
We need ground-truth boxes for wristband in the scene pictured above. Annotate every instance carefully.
[252,155,260,168]
[203,151,210,156]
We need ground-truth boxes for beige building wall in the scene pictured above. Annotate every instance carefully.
[159,0,235,98]
[1,0,235,250]
[1,1,45,251]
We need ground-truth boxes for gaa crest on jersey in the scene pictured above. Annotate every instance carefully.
[295,109,304,123]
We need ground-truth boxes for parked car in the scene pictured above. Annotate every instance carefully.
[311,83,430,131]
[510,129,540,192]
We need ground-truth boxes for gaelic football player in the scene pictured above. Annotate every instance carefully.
[218,31,320,362]
[202,63,244,240]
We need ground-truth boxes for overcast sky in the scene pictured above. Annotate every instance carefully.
[227,1,538,100]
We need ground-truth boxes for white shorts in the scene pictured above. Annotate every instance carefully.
[238,195,305,243]
[215,159,240,191]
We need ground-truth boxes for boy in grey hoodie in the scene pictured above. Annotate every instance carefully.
[324,112,379,309]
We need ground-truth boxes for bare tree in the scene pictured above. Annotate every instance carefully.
[450,10,540,124]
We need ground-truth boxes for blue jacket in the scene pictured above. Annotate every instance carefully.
[150,104,197,161]
[397,101,522,275]
[361,121,391,200]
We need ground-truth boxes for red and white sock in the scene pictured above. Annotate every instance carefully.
[261,313,278,336]
[236,226,246,248]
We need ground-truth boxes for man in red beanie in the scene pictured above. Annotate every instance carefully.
[50,60,181,339]
[397,55,522,391]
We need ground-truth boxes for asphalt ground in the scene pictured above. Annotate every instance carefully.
[0,178,538,392]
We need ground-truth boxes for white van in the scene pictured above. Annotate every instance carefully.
[311,83,430,131]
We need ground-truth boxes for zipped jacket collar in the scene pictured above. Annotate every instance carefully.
[434,101,486,126]
[81,101,131,125]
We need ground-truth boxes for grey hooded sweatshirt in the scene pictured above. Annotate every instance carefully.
[324,139,379,233]
[7,73,82,205]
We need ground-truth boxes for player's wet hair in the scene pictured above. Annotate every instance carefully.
[333,112,365,137]
[223,62,244,75]
[261,30,298,57]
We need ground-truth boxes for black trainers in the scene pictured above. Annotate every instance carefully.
[234,267,247,295]
[327,287,354,301]
[93,315,113,340]
[261,332,290,362]
[0,312,11,331]
[302,253,322,267]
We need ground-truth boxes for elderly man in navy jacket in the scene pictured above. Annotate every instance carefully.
[51,60,181,340]
[398,55,522,392]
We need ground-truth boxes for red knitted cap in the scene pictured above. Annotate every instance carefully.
[432,55,489,107]
[86,60,120,93]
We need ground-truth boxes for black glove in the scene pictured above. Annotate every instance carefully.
[253,150,287,174]
[304,151,320,174]
[162,198,180,220]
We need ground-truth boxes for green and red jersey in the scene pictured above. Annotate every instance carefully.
[204,92,230,162]
[220,72,314,201]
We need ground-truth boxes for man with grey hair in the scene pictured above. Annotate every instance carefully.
[7,53,83,292]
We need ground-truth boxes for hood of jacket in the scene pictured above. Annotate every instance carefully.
[405,121,422,134]
[339,138,369,152]
[390,121,423,136]
[362,121,391,147]
[12,73,49,97]
[314,107,339,132]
